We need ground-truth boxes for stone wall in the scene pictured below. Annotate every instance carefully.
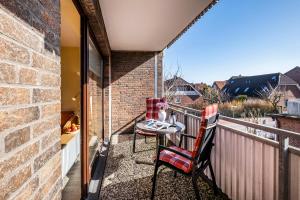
[110,51,163,134]
[0,1,61,199]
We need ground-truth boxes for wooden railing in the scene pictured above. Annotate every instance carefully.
[169,104,300,200]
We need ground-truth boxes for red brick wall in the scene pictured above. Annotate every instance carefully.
[276,117,300,148]
[172,95,203,107]
[89,70,103,142]
[110,51,163,134]
[0,1,61,199]
[103,56,111,138]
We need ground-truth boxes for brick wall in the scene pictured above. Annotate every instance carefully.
[110,51,163,134]
[89,70,103,142]
[0,1,61,199]
[172,95,203,107]
[276,116,300,148]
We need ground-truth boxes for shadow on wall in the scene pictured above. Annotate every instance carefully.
[1,0,60,56]
[110,51,156,84]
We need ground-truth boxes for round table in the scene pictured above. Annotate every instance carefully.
[136,121,185,146]
[135,120,185,165]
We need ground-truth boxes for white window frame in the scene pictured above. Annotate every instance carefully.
[174,96,181,104]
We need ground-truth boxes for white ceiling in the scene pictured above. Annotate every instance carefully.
[61,0,80,47]
[99,0,213,51]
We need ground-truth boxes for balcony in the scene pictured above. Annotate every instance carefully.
[99,104,300,200]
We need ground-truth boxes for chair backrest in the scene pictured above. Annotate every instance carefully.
[146,98,165,120]
[192,104,218,158]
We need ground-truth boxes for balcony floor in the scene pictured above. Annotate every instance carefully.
[100,135,228,200]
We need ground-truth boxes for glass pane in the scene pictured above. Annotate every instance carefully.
[88,35,103,166]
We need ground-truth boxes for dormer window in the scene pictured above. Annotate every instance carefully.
[174,96,181,104]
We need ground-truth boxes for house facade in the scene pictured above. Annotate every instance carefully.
[0,0,217,199]
[221,73,300,110]
[164,76,203,106]
[212,80,226,92]
[285,66,300,85]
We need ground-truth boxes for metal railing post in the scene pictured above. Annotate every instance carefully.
[184,110,188,149]
[278,135,289,200]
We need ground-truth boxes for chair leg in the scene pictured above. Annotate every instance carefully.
[145,136,147,144]
[132,131,137,153]
[208,161,218,194]
[192,176,201,200]
[151,162,160,200]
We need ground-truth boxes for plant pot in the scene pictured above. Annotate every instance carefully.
[158,110,167,122]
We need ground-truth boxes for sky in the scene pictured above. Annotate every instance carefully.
[164,0,300,85]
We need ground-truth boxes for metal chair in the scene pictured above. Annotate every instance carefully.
[132,97,165,153]
[151,104,219,200]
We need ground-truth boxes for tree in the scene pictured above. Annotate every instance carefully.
[202,86,219,104]
[163,63,182,102]
[256,82,283,113]
[219,90,231,103]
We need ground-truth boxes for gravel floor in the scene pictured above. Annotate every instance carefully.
[100,134,228,200]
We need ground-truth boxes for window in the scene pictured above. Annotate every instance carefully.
[272,75,277,81]
[244,87,249,92]
[231,80,235,84]
[235,87,240,93]
[175,96,181,104]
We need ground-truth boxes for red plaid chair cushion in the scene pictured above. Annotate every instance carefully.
[192,104,218,158]
[146,98,165,120]
[159,146,193,173]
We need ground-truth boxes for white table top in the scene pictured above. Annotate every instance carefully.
[136,120,185,135]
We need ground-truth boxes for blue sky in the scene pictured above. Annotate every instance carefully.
[164,0,300,85]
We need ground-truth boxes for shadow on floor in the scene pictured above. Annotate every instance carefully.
[62,159,81,200]
[100,134,228,200]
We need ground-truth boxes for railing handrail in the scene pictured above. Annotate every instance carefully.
[169,103,300,200]
[169,103,200,114]
[169,104,300,139]
[219,115,300,139]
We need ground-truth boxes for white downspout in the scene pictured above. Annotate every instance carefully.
[154,52,158,98]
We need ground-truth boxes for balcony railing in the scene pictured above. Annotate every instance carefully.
[169,103,300,200]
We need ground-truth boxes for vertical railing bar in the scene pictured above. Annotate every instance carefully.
[278,135,289,200]
[184,110,188,150]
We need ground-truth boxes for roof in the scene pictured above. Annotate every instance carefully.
[222,73,299,98]
[164,76,202,95]
[164,76,190,87]
[212,81,226,90]
[222,73,280,98]
[285,66,300,85]
[99,0,218,51]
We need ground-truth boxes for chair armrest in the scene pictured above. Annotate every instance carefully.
[180,133,196,139]
[157,145,193,161]
[179,133,196,147]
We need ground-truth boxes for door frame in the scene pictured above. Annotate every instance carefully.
[72,0,105,198]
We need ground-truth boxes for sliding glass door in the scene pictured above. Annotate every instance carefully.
[87,34,104,168]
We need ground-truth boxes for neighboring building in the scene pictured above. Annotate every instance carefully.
[164,76,203,106]
[270,99,300,148]
[212,81,226,92]
[0,0,218,199]
[285,66,300,85]
[222,73,300,109]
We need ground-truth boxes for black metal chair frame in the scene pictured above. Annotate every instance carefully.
[132,115,157,153]
[151,114,219,200]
